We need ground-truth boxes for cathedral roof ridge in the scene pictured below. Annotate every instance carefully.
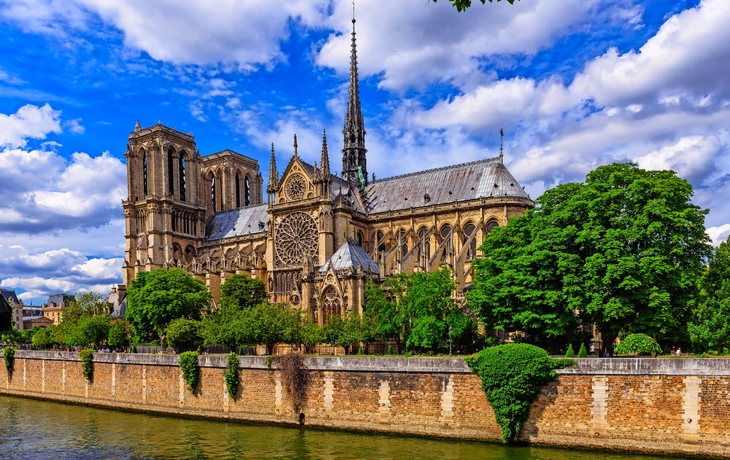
[372,156,501,184]
[204,148,258,164]
[129,122,195,141]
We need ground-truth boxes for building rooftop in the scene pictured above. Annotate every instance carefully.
[205,204,269,240]
[319,240,379,274]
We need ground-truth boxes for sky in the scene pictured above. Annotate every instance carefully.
[1,0,729,303]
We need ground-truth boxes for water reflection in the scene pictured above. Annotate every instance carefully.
[0,395,688,460]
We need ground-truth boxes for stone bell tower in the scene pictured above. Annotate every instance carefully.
[122,122,206,285]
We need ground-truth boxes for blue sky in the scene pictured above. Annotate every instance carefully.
[1,0,729,302]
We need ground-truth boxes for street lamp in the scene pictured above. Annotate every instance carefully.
[449,326,453,356]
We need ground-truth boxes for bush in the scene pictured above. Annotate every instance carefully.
[224,352,239,398]
[179,351,199,393]
[466,344,574,443]
[3,346,17,373]
[166,318,204,349]
[79,349,94,383]
[564,344,575,358]
[577,343,588,358]
[614,334,662,356]
[387,345,394,355]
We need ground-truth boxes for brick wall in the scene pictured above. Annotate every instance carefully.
[1,352,729,457]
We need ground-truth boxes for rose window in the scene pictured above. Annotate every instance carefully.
[286,173,306,201]
[275,211,318,267]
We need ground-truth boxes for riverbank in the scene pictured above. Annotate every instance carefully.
[1,351,729,458]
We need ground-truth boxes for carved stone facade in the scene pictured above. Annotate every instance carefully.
[120,19,534,323]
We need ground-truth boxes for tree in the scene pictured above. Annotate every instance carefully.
[298,317,325,354]
[220,275,268,310]
[432,0,518,13]
[202,303,246,350]
[242,302,298,355]
[107,319,130,347]
[323,312,361,355]
[165,318,204,350]
[365,275,408,351]
[468,163,711,353]
[690,236,730,353]
[65,315,111,348]
[125,268,211,342]
[614,333,662,356]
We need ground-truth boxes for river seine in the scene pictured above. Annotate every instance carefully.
[0,395,689,459]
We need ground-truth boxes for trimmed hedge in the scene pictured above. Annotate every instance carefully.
[615,334,662,355]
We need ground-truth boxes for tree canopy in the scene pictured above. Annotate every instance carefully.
[219,275,268,310]
[468,163,711,352]
[689,235,730,353]
[125,268,211,342]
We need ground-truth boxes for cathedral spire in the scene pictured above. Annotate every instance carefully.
[321,129,330,176]
[293,134,298,157]
[499,127,504,164]
[342,15,367,190]
[267,143,278,193]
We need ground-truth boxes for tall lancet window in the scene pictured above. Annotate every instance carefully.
[142,152,148,196]
[244,177,251,206]
[235,172,241,208]
[179,156,186,202]
[167,149,174,196]
[211,176,217,212]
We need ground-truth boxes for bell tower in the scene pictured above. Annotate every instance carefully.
[122,122,206,285]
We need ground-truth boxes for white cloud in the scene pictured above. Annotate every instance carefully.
[316,0,603,91]
[0,103,62,148]
[707,224,730,247]
[634,136,721,184]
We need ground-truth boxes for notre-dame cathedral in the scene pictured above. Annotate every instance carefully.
[118,19,534,325]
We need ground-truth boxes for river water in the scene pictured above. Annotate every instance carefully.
[0,395,689,460]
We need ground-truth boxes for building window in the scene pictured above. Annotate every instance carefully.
[142,152,148,195]
[168,148,175,196]
[245,176,251,206]
[211,176,216,212]
[235,172,241,208]
[179,156,186,202]
[463,222,477,261]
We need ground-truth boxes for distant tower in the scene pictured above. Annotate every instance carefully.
[341,16,367,191]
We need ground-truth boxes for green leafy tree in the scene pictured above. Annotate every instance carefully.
[614,333,662,356]
[125,268,211,342]
[365,275,408,350]
[220,275,268,310]
[242,302,298,355]
[432,0,518,13]
[166,318,204,350]
[323,312,361,355]
[202,303,246,350]
[469,163,711,353]
[107,319,130,347]
[32,326,58,349]
[690,236,730,353]
[298,317,325,354]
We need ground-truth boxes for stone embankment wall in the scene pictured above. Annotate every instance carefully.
[1,351,729,457]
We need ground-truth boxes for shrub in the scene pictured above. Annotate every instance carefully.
[577,343,589,358]
[179,351,200,393]
[614,334,662,356]
[271,353,309,413]
[466,344,574,443]
[131,345,137,354]
[3,346,17,373]
[79,349,94,383]
[564,344,575,358]
[224,352,239,398]
[165,318,204,349]
[386,345,394,355]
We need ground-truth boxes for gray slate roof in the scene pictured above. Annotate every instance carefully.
[365,157,529,214]
[319,240,379,274]
[0,289,19,304]
[206,204,268,240]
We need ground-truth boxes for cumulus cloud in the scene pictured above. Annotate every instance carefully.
[316,0,604,91]
[0,103,62,148]
[0,245,122,301]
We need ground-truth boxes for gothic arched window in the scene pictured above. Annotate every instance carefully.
[463,222,476,261]
[245,176,251,206]
[167,148,175,196]
[440,224,453,264]
[235,172,241,208]
[179,155,186,202]
[376,231,385,252]
[322,288,341,325]
[142,152,148,196]
[486,220,499,233]
[397,229,408,255]
[211,176,217,212]
[418,227,430,265]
